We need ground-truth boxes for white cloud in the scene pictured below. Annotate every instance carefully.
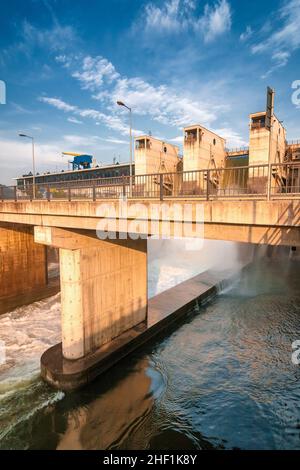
[2,20,78,62]
[252,0,300,71]
[197,0,232,43]
[0,138,63,184]
[63,134,129,147]
[260,50,291,78]
[41,52,246,147]
[143,0,191,32]
[69,56,219,128]
[40,97,77,112]
[100,76,217,127]
[68,117,83,124]
[63,134,98,146]
[135,0,231,43]
[214,127,248,148]
[272,50,290,67]
[240,26,253,42]
[40,95,143,136]
[22,20,77,52]
[169,135,184,143]
[55,54,73,67]
[72,56,120,91]
[99,137,128,144]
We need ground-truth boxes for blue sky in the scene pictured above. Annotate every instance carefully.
[0,0,300,184]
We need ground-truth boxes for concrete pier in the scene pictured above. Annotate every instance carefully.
[0,222,47,302]
[41,270,223,391]
[34,226,147,360]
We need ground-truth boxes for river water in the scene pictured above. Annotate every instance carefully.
[0,241,299,450]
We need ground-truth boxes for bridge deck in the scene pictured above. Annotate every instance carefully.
[0,199,299,246]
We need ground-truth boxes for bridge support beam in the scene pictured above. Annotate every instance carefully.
[34,227,148,360]
[0,222,47,302]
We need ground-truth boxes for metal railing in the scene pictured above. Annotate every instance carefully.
[1,162,300,202]
[226,146,249,154]
[287,140,300,147]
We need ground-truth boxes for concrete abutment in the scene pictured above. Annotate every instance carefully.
[0,222,47,302]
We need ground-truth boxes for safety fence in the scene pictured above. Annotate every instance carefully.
[1,162,300,202]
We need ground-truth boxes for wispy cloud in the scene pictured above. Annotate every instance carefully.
[213,127,248,148]
[169,135,184,143]
[2,20,78,62]
[40,96,143,136]
[63,134,128,148]
[68,117,83,124]
[134,0,232,43]
[41,52,247,147]
[69,54,221,129]
[72,56,120,91]
[142,0,192,32]
[197,0,232,43]
[251,0,300,74]
[240,26,253,42]
[10,103,33,114]
[40,97,77,112]
[63,134,100,146]
[99,137,128,145]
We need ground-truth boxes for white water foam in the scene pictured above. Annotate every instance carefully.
[0,293,61,397]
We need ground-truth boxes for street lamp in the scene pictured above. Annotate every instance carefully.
[19,133,36,199]
[117,100,132,196]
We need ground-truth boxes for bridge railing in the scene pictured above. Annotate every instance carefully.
[1,162,300,202]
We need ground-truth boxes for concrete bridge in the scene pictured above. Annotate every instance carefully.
[0,194,299,390]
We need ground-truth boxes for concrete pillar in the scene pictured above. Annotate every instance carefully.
[0,222,47,300]
[34,226,147,360]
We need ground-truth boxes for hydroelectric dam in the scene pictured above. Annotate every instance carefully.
[0,184,299,390]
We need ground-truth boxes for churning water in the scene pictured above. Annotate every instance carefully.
[0,240,299,449]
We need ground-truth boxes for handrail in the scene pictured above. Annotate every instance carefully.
[1,162,300,202]
[226,147,249,153]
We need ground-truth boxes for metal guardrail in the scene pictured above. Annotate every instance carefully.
[226,146,249,154]
[287,140,300,146]
[1,162,300,202]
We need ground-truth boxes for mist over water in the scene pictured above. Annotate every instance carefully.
[148,239,255,296]
[0,240,299,449]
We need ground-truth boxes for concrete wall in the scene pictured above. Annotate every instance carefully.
[248,112,287,193]
[183,125,226,173]
[0,222,47,300]
[249,112,286,166]
[135,136,180,175]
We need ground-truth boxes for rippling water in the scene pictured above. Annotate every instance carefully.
[0,243,299,449]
